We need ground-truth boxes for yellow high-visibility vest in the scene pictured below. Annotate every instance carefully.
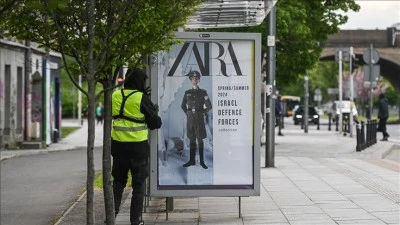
[111,89,148,142]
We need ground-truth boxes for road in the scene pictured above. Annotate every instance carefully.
[0,147,103,225]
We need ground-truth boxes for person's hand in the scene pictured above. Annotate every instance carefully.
[144,87,151,96]
[153,103,159,112]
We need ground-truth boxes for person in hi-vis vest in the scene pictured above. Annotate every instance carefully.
[111,68,161,225]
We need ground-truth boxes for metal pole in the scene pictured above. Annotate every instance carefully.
[338,50,343,134]
[24,40,32,140]
[369,44,373,119]
[349,47,354,137]
[265,4,276,167]
[72,88,76,119]
[304,75,309,133]
[239,197,242,218]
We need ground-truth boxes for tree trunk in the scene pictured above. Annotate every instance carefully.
[86,80,96,225]
[86,0,96,224]
[103,77,115,225]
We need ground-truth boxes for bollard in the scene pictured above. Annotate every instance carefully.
[317,118,320,130]
[360,121,366,150]
[328,113,332,131]
[373,120,377,145]
[335,115,339,132]
[356,122,361,152]
[366,120,371,147]
[370,120,374,145]
[368,120,373,146]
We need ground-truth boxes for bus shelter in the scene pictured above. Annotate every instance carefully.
[149,0,278,198]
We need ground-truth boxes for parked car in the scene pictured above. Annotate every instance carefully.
[293,105,320,125]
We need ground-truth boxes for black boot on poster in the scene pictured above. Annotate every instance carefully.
[199,147,208,169]
[183,146,196,167]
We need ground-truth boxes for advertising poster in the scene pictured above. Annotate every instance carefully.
[150,32,261,197]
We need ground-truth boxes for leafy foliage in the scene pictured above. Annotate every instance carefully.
[1,1,204,224]
[297,61,339,102]
[197,0,359,87]
[2,0,204,82]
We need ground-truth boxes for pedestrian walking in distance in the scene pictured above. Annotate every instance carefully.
[111,68,162,225]
[95,102,104,125]
[275,95,284,136]
[181,70,212,169]
[377,93,390,141]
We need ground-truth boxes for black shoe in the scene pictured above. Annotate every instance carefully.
[200,162,208,169]
[278,133,284,136]
[380,137,388,141]
[131,221,144,225]
[183,161,195,167]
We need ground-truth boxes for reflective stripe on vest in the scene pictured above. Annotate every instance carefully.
[113,125,147,132]
[111,89,148,142]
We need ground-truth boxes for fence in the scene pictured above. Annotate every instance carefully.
[356,120,377,152]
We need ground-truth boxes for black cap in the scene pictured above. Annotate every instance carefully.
[187,70,201,80]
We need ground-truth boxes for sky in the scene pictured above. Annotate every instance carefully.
[339,1,400,30]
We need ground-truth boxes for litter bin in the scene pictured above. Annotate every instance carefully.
[53,129,59,143]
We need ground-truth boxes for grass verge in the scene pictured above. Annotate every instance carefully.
[61,127,80,139]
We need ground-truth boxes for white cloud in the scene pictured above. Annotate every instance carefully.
[340,1,400,29]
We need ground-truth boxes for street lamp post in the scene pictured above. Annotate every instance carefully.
[265,4,276,168]
[304,75,309,133]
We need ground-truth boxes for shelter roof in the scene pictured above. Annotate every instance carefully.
[185,0,277,29]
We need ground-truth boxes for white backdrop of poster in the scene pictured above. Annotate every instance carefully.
[150,32,261,197]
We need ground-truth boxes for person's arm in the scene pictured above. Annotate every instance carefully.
[203,90,212,112]
[140,94,162,130]
[181,91,188,113]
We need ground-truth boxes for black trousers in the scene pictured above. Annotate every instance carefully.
[378,117,389,138]
[112,156,148,224]
[188,138,205,163]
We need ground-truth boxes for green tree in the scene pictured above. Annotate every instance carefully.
[1,1,203,224]
[306,61,340,103]
[0,0,17,18]
[200,0,359,86]
[276,0,359,85]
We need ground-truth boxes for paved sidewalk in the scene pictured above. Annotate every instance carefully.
[116,124,399,225]
[1,120,399,225]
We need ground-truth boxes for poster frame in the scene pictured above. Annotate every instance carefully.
[149,32,261,197]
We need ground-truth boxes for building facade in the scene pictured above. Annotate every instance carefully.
[0,38,62,149]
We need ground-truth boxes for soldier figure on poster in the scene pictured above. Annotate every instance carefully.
[181,70,212,169]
